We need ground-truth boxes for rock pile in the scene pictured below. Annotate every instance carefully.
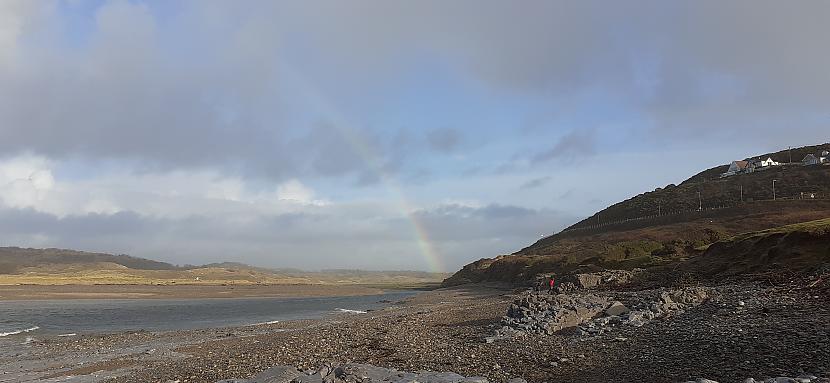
[499,293,609,336]
[216,363,507,383]
[553,269,644,293]
[497,287,714,338]
[682,375,828,383]
[580,287,712,335]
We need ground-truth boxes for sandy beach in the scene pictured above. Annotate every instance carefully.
[0,284,390,300]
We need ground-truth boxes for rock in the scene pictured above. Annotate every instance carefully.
[605,301,630,316]
[250,366,302,383]
[410,371,466,383]
[290,374,321,383]
[507,379,528,383]
[334,364,397,382]
[765,378,797,383]
[552,269,644,293]
[744,379,757,383]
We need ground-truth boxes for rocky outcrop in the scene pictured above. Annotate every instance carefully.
[681,376,828,383]
[499,293,609,336]
[553,269,644,293]
[496,287,714,339]
[217,363,499,383]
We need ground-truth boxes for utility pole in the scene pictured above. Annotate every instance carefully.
[740,184,743,203]
[788,146,792,164]
[772,179,777,200]
[698,191,702,211]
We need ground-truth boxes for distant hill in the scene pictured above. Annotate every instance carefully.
[0,247,449,287]
[443,143,830,286]
[0,247,179,274]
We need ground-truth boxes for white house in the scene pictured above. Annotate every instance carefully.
[758,157,779,167]
[746,157,779,172]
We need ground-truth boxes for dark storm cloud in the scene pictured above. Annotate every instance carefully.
[0,202,570,270]
[0,208,152,236]
[2,0,829,180]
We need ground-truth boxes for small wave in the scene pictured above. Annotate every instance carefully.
[0,326,40,337]
[22,336,36,345]
[247,320,280,326]
[57,333,77,337]
[335,308,367,314]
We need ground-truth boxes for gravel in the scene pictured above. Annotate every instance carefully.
[4,280,827,383]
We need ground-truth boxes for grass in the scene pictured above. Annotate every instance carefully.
[725,217,830,243]
[0,263,450,287]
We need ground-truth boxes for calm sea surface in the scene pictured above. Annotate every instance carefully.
[0,291,418,337]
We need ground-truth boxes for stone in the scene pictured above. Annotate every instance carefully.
[250,366,302,383]
[413,371,467,383]
[605,301,630,316]
[290,374,322,383]
[334,364,398,382]
[507,379,528,383]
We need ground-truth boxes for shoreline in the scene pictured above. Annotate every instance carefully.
[0,283,399,300]
[2,282,827,383]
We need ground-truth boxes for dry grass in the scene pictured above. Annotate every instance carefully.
[0,262,449,287]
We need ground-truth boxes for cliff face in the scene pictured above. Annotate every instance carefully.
[443,144,830,287]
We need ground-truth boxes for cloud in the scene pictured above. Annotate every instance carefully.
[0,200,571,271]
[520,176,552,190]
[1,1,829,272]
[413,203,573,241]
[276,179,328,206]
[426,128,462,153]
[531,129,597,163]
[2,1,827,181]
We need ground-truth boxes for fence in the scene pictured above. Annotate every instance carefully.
[547,198,830,240]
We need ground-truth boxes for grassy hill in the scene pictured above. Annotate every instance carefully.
[680,217,830,277]
[0,247,449,287]
[443,144,830,287]
[0,247,179,274]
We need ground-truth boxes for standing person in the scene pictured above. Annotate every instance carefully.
[548,275,556,294]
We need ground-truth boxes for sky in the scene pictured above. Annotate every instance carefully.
[0,0,828,272]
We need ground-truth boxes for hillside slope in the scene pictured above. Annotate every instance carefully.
[680,217,830,277]
[444,144,830,287]
[0,247,178,274]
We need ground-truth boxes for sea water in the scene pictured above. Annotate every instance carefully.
[0,290,417,337]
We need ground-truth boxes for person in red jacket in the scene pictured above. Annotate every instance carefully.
[548,275,556,294]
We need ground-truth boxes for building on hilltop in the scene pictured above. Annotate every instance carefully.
[747,157,779,172]
[721,160,749,177]
[803,151,828,166]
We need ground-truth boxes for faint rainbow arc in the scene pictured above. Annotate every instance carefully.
[279,66,444,273]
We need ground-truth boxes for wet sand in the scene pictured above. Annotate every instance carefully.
[0,284,388,300]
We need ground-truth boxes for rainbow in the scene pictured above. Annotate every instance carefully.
[278,66,444,272]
